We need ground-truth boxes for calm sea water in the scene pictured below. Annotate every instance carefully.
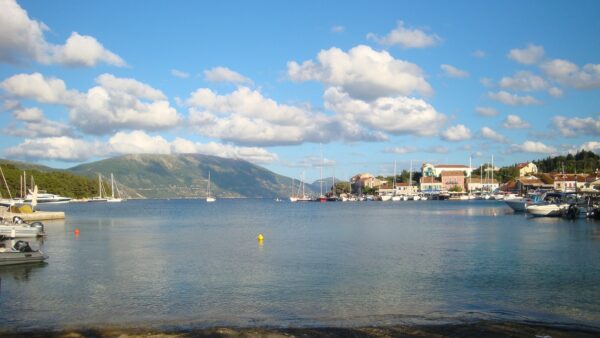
[1,199,599,331]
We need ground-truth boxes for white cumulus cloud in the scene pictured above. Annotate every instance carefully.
[480,126,507,143]
[171,69,190,79]
[13,107,43,122]
[0,0,124,67]
[51,32,125,67]
[507,44,545,65]
[324,86,446,137]
[475,106,499,117]
[488,91,541,106]
[580,141,600,152]
[540,59,600,89]
[552,115,600,137]
[5,136,103,162]
[287,45,433,101]
[109,131,278,164]
[548,87,563,97]
[499,71,548,92]
[187,87,332,146]
[366,21,441,48]
[441,124,471,141]
[503,114,530,129]
[108,130,171,154]
[511,141,556,154]
[0,72,80,104]
[71,86,180,134]
[6,106,72,138]
[440,64,469,78]
[384,146,417,154]
[204,67,252,85]
[96,73,166,100]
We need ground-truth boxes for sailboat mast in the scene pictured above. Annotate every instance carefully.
[302,172,305,197]
[393,160,397,195]
[469,156,472,194]
[23,171,26,195]
[332,167,336,197]
[111,173,115,199]
[409,160,413,188]
[491,155,494,191]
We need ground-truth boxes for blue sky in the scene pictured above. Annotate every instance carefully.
[1,0,599,181]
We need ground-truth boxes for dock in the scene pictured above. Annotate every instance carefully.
[0,210,65,221]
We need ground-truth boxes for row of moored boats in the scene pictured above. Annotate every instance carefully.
[504,191,600,219]
[0,216,47,266]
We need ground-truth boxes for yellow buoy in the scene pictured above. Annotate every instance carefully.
[257,233,264,241]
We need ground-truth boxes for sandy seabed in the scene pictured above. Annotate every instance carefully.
[2,321,599,338]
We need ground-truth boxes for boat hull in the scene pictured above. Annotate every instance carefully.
[526,204,564,217]
[0,225,44,238]
[0,251,47,266]
[505,199,527,212]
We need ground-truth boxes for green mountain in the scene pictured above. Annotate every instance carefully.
[68,154,316,199]
[0,159,57,172]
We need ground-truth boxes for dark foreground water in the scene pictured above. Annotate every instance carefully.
[1,199,599,331]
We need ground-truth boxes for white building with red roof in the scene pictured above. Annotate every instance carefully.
[422,163,473,178]
[516,162,538,176]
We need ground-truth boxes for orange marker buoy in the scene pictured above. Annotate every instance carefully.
[74,228,80,235]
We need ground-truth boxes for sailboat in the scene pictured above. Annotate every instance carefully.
[318,146,327,202]
[106,173,123,203]
[291,172,312,202]
[90,174,108,202]
[206,171,216,202]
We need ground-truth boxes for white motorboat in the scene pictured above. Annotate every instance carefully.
[380,195,392,202]
[24,192,71,204]
[505,198,529,212]
[526,203,566,217]
[0,217,45,238]
[525,192,575,217]
[391,195,402,201]
[0,198,25,207]
[0,241,48,266]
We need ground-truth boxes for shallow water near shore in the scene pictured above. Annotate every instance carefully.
[1,199,599,331]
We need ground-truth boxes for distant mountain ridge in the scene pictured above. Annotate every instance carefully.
[68,154,316,198]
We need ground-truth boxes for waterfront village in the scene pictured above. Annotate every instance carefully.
[299,161,600,202]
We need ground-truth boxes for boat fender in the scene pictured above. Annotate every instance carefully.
[13,240,33,252]
[13,216,23,224]
[31,221,44,232]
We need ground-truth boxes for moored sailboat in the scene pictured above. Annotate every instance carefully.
[206,171,216,202]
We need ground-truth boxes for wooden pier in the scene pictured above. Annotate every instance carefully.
[0,210,65,221]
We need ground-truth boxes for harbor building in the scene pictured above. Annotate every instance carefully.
[516,162,538,177]
[422,163,473,178]
[553,174,587,192]
[351,173,384,194]
[466,177,499,192]
[420,176,443,192]
[440,171,466,192]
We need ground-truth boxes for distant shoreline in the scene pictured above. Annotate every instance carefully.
[2,321,599,337]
